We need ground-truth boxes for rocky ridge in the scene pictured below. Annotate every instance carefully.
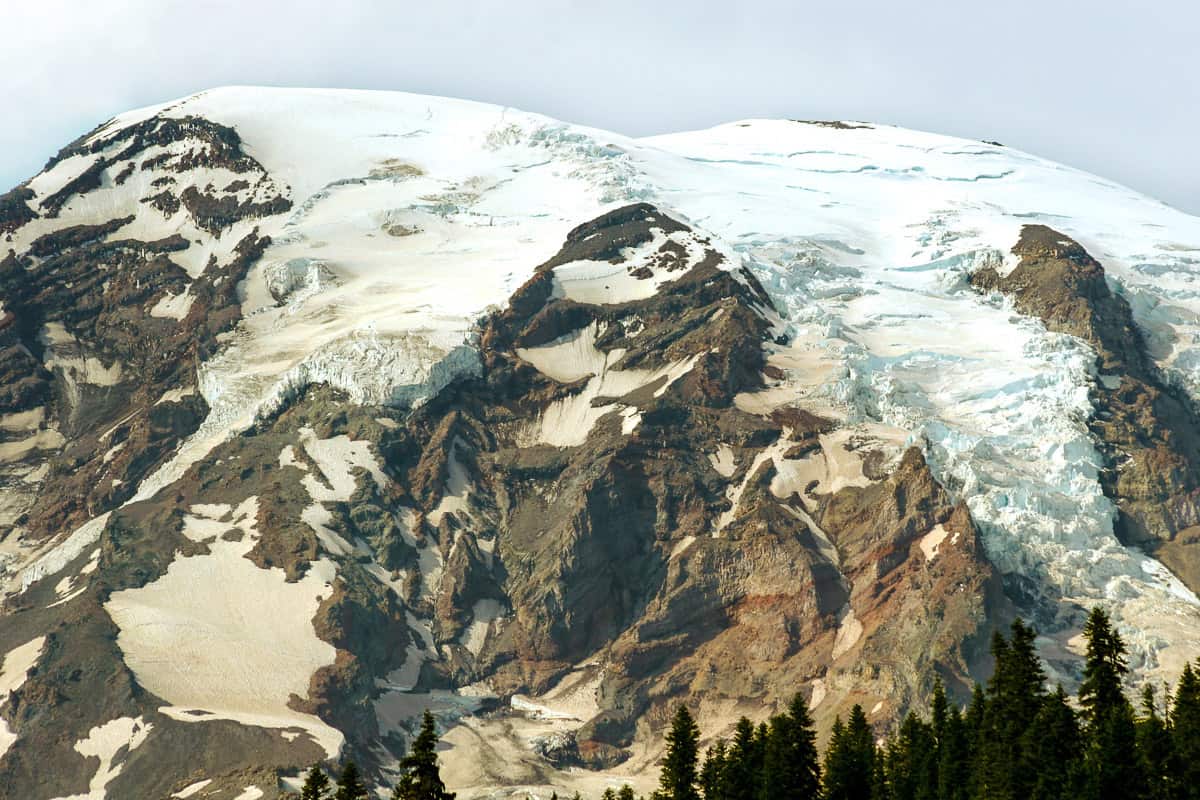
[0,87,1197,798]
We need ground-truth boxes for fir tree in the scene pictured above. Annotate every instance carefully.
[936,705,969,800]
[724,717,760,800]
[1020,686,1082,800]
[618,785,637,800]
[823,705,876,800]
[758,693,820,800]
[879,712,935,800]
[1173,662,1200,800]
[393,710,455,800]
[973,620,1048,800]
[1137,684,1176,800]
[655,704,701,800]
[334,761,369,800]
[300,763,332,800]
[1078,606,1144,800]
[700,740,728,800]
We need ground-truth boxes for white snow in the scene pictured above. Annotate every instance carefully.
[7,85,1200,705]
[428,438,473,527]
[515,322,613,383]
[0,408,45,432]
[920,525,951,562]
[549,227,715,304]
[808,678,827,710]
[708,444,736,478]
[294,428,389,556]
[104,497,343,758]
[40,323,123,386]
[149,286,195,321]
[233,787,263,800]
[0,428,66,463]
[530,353,701,447]
[462,599,506,657]
[832,608,863,660]
[172,779,213,798]
[17,512,112,594]
[49,716,153,800]
[0,636,46,755]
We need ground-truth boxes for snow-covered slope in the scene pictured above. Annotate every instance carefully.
[3,87,1200,798]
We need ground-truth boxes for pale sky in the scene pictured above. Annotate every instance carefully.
[4,0,1197,213]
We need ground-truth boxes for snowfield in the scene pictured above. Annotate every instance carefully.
[11,85,1200,704]
[104,498,343,757]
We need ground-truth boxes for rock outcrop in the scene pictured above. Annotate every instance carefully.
[2,88,1198,799]
[972,225,1200,593]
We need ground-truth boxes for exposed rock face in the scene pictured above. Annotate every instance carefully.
[3,88,1198,799]
[972,225,1200,592]
[0,199,1000,798]
[0,110,287,542]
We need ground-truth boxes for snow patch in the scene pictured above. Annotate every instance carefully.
[0,636,46,756]
[105,498,343,758]
[50,716,153,800]
[149,286,195,320]
[920,524,950,562]
[172,779,213,798]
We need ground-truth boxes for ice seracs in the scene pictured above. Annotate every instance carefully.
[6,86,1200,796]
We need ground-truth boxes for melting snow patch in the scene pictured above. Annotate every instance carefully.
[149,286,195,320]
[154,386,196,406]
[19,512,112,594]
[920,524,950,562]
[172,779,213,798]
[549,228,714,304]
[462,599,506,656]
[516,322,613,383]
[708,444,736,478]
[531,354,701,447]
[808,678,826,710]
[832,608,863,660]
[51,716,153,800]
[0,636,46,755]
[428,438,472,527]
[105,498,344,757]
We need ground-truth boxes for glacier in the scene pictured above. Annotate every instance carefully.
[10,86,1200,688]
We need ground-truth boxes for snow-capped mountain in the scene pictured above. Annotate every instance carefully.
[1,86,1199,799]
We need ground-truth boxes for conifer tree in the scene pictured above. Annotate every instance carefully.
[603,789,618,800]
[823,705,876,800]
[1078,606,1144,800]
[700,740,728,800]
[724,717,760,800]
[393,710,455,800]
[936,704,969,800]
[618,785,637,800]
[334,761,369,800]
[973,620,1048,800]
[301,763,332,800]
[1137,684,1176,800]
[879,712,935,800]
[758,693,820,800]
[1173,662,1200,800]
[1020,686,1082,800]
[655,704,701,800]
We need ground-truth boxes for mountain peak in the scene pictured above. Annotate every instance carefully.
[1,89,1199,798]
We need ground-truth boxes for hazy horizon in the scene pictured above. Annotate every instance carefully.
[5,0,1197,214]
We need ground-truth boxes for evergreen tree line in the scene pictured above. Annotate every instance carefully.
[291,608,1200,800]
[653,608,1200,800]
[296,710,455,800]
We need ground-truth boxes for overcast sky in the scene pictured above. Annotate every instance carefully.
[4,0,1198,213]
